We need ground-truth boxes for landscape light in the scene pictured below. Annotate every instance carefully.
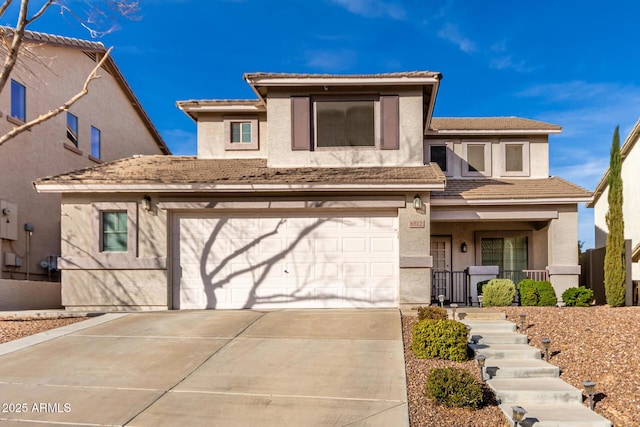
[478,295,483,307]
[450,303,458,320]
[519,313,527,333]
[511,406,527,427]
[541,338,551,362]
[475,354,486,381]
[438,294,444,308]
[583,381,596,410]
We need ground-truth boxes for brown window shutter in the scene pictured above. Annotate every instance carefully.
[291,97,311,151]
[380,95,399,150]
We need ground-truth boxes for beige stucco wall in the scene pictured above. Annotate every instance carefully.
[0,44,165,282]
[547,206,579,266]
[196,112,268,159]
[265,88,425,167]
[0,279,61,310]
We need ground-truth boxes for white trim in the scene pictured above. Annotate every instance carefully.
[424,140,454,176]
[431,197,593,206]
[36,182,446,193]
[501,140,530,177]
[91,202,138,266]
[427,129,561,135]
[462,141,492,177]
[158,197,406,210]
[224,116,259,150]
[246,76,441,87]
[431,209,558,221]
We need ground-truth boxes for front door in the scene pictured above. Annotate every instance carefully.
[431,236,451,302]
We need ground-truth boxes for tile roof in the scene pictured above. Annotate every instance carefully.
[244,71,442,80]
[431,178,592,201]
[430,117,561,131]
[0,26,105,51]
[35,156,446,187]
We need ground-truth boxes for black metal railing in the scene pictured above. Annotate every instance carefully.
[431,270,469,305]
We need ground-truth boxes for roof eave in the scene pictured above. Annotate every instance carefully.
[431,196,593,206]
[426,129,562,135]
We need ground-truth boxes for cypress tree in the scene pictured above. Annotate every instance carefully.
[604,126,626,306]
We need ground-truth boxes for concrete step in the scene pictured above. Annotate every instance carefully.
[499,403,612,427]
[470,331,528,345]
[454,309,506,321]
[489,378,583,405]
[483,359,560,379]
[462,320,517,332]
[470,343,541,360]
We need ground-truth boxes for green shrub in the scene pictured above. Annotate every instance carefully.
[562,286,594,307]
[425,367,484,408]
[482,279,516,306]
[518,279,558,306]
[417,306,448,321]
[411,319,469,362]
[476,279,490,296]
[518,279,538,306]
[536,281,558,306]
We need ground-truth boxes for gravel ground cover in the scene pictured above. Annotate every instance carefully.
[0,317,86,344]
[403,306,640,427]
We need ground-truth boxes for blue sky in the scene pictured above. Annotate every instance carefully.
[9,0,640,249]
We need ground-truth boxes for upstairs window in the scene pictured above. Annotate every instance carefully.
[101,211,128,252]
[10,80,26,122]
[91,126,101,159]
[66,112,79,147]
[501,141,530,177]
[315,100,375,148]
[462,141,492,177]
[224,116,259,150]
[424,141,454,176]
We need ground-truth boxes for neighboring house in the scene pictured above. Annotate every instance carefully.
[0,28,170,283]
[588,119,640,292]
[34,72,590,311]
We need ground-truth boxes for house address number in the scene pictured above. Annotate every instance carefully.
[409,220,425,228]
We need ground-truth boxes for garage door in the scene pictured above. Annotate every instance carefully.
[172,212,398,309]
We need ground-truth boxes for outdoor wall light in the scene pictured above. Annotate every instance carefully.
[438,294,445,308]
[475,354,486,381]
[583,381,596,410]
[519,313,527,333]
[511,406,527,427]
[413,195,423,210]
[141,195,152,212]
[541,338,551,362]
[461,242,468,252]
[450,303,458,320]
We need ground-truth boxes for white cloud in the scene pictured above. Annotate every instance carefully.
[437,23,475,53]
[304,49,357,72]
[490,55,536,73]
[331,0,406,20]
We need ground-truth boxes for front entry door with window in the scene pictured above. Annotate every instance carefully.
[431,236,451,302]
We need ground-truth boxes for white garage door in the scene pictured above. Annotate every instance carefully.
[173,212,398,309]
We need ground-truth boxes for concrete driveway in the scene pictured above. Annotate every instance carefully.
[0,309,408,426]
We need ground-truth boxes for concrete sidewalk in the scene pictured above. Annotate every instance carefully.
[0,309,408,426]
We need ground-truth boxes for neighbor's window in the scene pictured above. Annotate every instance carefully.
[66,112,79,147]
[462,141,491,176]
[481,237,528,272]
[101,211,128,252]
[502,141,530,176]
[315,100,375,148]
[91,126,101,159]
[231,122,252,143]
[10,80,26,122]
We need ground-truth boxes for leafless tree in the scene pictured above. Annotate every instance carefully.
[0,0,139,146]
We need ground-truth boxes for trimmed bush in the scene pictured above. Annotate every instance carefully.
[425,367,484,408]
[417,306,448,321]
[411,319,469,362]
[482,279,516,307]
[562,286,594,307]
[518,279,558,306]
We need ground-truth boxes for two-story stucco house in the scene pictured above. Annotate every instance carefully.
[588,119,640,296]
[34,72,590,311]
[0,28,169,285]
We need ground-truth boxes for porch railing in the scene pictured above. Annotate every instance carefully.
[499,269,549,284]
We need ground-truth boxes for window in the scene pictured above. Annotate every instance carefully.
[501,141,530,176]
[224,116,259,150]
[10,80,26,122]
[101,211,128,252]
[315,100,375,148]
[462,141,491,176]
[481,237,528,272]
[91,126,101,159]
[425,141,454,175]
[66,113,79,147]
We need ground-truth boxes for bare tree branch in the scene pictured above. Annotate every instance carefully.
[0,47,112,146]
[0,0,14,19]
[26,0,54,24]
[0,0,29,94]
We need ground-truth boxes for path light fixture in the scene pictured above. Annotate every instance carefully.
[541,338,551,362]
[519,313,527,333]
[450,303,458,320]
[511,406,527,427]
[438,294,444,308]
[475,354,486,381]
[583,380,596,410]
[478,295,483,307]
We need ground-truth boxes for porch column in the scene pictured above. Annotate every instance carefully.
[398,192,431,307]
[467,265,499,306]
[547,265,581,303]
